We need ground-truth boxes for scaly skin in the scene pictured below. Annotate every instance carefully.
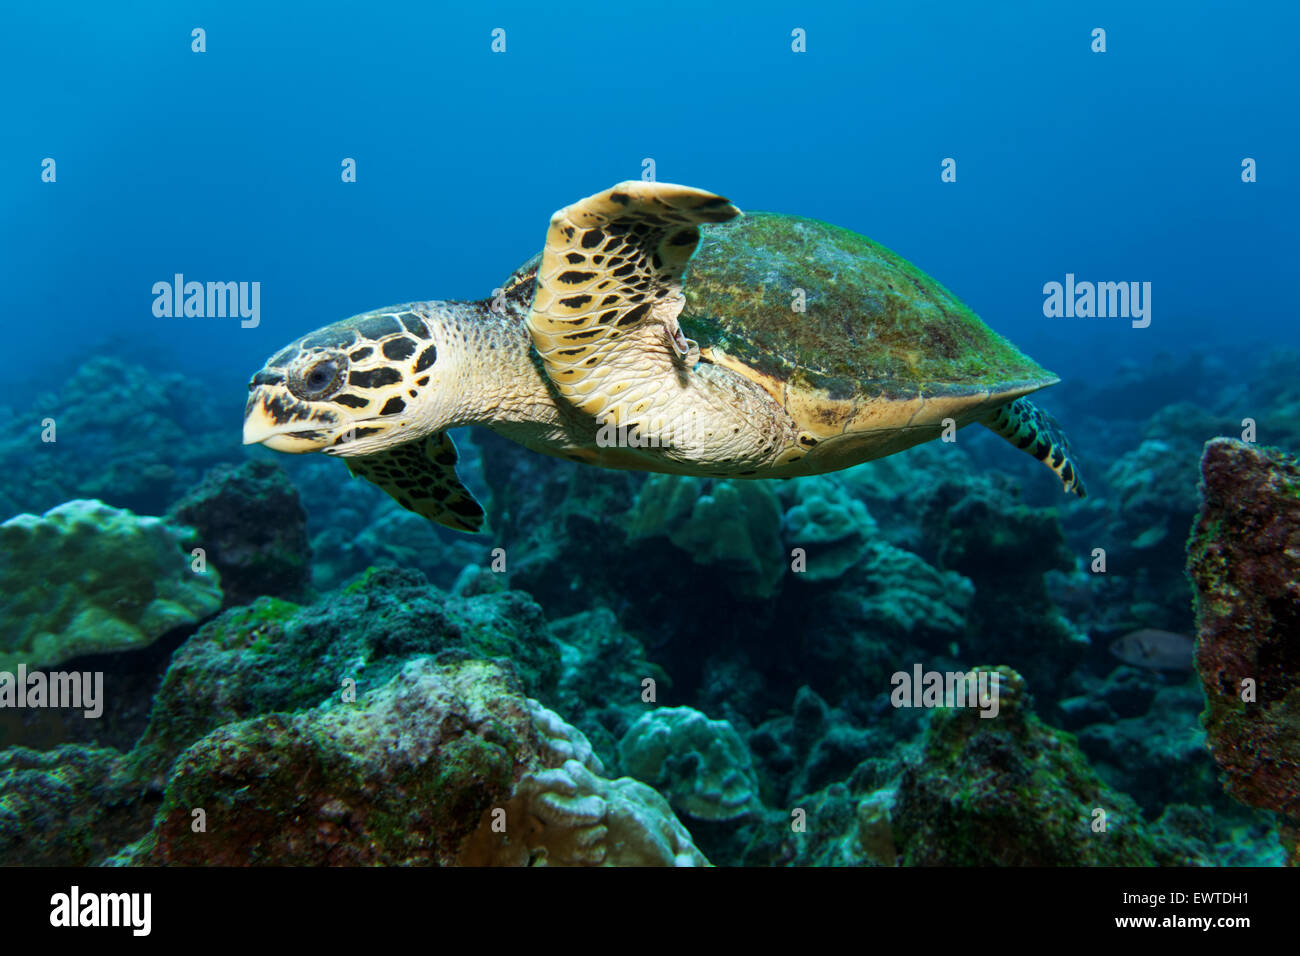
[242,291,804,478]
[435,297,801,477]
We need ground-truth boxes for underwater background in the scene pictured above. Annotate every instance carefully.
[1,0,1297,866]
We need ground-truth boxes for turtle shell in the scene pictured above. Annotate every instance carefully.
[680,212,1054,401]
[677,213,1057,462]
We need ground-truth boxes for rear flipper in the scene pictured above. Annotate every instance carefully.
[979,398,1086,497]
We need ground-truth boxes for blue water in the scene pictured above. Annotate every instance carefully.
[3,1,1298,873]
[3,0,1296,400]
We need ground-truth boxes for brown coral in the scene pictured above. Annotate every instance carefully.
[1187,438,1300,861]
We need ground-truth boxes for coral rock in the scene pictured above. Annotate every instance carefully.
[618,706,760,821]
[0,499,221,671]
[1187,438,1300,856]
[168,460,311,607]
[781,476,874,580]
[889,666,1158,866]
[143,655,707,867]
[129,567,560,781]
[0,744,157,866]
[628,475,785,599]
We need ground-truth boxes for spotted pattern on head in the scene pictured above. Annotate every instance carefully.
[345,431,484,532]
[254,309,438,447]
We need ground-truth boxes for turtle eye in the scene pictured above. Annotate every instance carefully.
[307,365,332,390]
[290,356,345,401]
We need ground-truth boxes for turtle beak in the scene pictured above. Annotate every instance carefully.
[243,384,341,453]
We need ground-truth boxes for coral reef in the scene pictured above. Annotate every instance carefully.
[1073,682,1224,814]
[292,451,487,593]
[628,474,786,600]
[845,537,972,647]
[0,499,222,671]
[1095,404,1239,634]
[748,686,898,810]
[146,658,705,866]
[618,706,760,821]
[0,745,158,866]
[884,666,1159,865]
[1107,430,1201,548]
[129,566,560,781]
[780,476,873,580]
[5,350,1298,869]
[0,357,242,520]
[463,700,707,866]
[145,657,507,865]
[744,667,1162,866]
[1187,438,1300,861]
[920,476,1087,700]
[168,460,311,607]
[476,429,647,616]
[548,607,668,768]
[0,628,187,754]
[0,573,705,867]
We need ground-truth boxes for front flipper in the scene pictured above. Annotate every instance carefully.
[979,398,1087,498]
[526,181,741,426]
[346,432,485,532]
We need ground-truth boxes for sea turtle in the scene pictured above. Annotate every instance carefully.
[243,181,1086,532]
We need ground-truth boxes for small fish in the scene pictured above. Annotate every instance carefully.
[1109,629,1196,670]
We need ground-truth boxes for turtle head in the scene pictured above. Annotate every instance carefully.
[243,308,444,457]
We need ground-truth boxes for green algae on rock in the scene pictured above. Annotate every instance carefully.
[890,666,1158,865]
[0,744,157,866]
[743,667,1162,866]
[147,657,707,866]
[0,499,222,671]
[129,566,561,781]
[1187,438,1300,862]
[148,657,521,865]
